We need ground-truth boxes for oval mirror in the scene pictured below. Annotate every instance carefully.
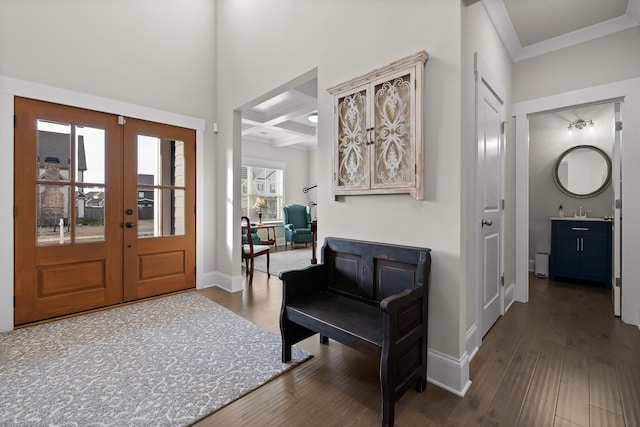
[553,145,611,198]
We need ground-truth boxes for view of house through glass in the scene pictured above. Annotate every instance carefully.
[35,120,186,244]
[241,165,283,223]
[36,119,106,245]
[137,136,186,238]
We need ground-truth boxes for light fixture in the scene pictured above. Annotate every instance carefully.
[253,197,268,225]
[567,119,594,133]
[307,112,318,123]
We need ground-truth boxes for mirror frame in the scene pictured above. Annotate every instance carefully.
[553,144,612,199]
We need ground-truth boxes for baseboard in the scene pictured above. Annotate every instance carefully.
[427,349,472,397]
[504,283,516,312]
[466,324,479,361]
[200,271,244,293]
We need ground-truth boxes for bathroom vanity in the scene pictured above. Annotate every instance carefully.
[549,218,612,287]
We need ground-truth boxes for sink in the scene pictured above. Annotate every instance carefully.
[550,216,607,221]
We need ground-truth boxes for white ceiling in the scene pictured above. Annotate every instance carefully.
[483,0,640,61]
[241,78,317,151]
[244,1,640,150]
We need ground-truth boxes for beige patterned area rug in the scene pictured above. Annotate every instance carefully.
[0,292,311,426]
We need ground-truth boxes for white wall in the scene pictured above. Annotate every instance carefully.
[510,21,640,301]
[513,27,640,103]
[216,0,468,391]
[0,0,217,332]
[511,24,640,326]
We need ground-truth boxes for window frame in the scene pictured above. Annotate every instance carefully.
[241,157,285,223]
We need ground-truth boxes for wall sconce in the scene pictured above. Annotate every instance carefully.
[253,197,268,225]
[568,119,594,135]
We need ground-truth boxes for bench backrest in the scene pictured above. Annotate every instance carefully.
[321,237,431,304]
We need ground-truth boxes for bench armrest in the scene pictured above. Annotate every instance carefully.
[279,264,327,304]
[380,285,425,314]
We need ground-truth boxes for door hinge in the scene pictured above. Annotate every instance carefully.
[501,121,507,134]
[13,296,16,308]
[118,116,126,126]
[13,205,16,217]
[615,277,621,288]
[194,266,197,275]
[615,199,622,209]
[500,274,504,286]
[13,115,16,128]
[194,204,197,214]
[501,199,505,210]
[615,121,622,131]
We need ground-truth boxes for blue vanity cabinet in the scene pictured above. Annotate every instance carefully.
[549,219,612,287]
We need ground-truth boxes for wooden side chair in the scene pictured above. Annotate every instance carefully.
[241,216,270,285]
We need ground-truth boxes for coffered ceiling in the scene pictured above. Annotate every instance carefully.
[244,1,639,150]
[241,78,317,151]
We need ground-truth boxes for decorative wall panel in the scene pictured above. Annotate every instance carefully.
[329,51,428,199]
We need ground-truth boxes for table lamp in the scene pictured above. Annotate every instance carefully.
[253,197,267,225]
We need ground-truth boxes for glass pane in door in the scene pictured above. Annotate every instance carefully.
[76,126,105,185]
[37,120,71,181]
[137,136,185,186]
[37,184,70,245]
[76,185,105,243]
[137,188,185,238]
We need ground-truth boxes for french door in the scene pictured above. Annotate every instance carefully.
[14,98,195,325]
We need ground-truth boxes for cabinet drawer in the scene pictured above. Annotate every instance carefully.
[553,220,609,236]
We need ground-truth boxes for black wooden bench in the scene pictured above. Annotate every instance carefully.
[279,237,431,427]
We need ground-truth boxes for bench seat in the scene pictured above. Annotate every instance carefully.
[287,292,383,357]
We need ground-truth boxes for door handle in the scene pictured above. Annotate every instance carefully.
[481,219,493,227]
[125,222,136,228]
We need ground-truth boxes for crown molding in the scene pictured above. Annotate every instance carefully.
[481,0,640,62]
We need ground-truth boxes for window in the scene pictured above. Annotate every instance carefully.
[241,160,284,223]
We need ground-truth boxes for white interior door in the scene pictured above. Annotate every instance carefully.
[477,70,505,338]
[613,102,622,316]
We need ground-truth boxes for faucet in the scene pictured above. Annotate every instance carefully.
[576,206,587,218]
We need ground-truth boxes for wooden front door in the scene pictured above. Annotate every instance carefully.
[122,118,195,301]
[14,98,195,325]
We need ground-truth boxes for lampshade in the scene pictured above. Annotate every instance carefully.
[253,197,267,209]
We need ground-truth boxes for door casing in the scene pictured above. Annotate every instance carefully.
[13,98,198,326]
[513,78,640,326]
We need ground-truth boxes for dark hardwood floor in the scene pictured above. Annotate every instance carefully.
[195,273,640,427]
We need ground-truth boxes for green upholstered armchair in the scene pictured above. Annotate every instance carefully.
[242,226,261,245]
[282,204,312,248]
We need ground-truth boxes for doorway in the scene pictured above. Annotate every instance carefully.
[513,77,640,326]
[14,98,196,325]
[527,102,619,312]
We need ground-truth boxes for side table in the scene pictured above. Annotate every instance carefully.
[255,224,277,251]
